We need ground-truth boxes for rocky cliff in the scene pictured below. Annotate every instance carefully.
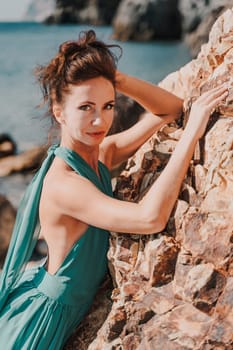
[27,0,182,40]
[45,0,121,26]
[23,0,56,22]
[24,0,233,46]
[112,0,181,41]
[180,0,233,57]
[65,8,233,350]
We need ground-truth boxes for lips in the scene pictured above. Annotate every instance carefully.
[87,131,105,137]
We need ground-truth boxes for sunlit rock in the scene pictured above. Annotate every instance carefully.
[87,8,233,350]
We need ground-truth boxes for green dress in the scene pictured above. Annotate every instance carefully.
[0,145,112,349]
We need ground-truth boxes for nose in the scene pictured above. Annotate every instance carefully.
[91,110,103,126]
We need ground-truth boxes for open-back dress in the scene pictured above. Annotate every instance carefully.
[0,145,112,349]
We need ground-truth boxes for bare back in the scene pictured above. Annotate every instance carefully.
[39,157,89,275]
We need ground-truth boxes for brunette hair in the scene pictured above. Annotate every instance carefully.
[35,30,121,118]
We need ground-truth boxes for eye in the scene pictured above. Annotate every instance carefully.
[79,104,92,111]
[105,103,115,110]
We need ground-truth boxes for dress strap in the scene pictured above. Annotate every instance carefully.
[55,146,113,195]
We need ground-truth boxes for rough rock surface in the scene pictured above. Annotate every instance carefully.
[86,8,233,350]
[46,0,121,25]
[179,0,233,57]
[0,145,47,176]
[179,0,233,33]
[41,0,181,40]
[112,0,181,41]
[0,133,17,158]
[108,94,144,136]
[26,0,233,48]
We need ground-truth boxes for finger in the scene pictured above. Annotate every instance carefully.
[205,84,229,92]
[202,85,228,99]
[200,84,228,98]
[200,86,229,104]
[207,90,229,112]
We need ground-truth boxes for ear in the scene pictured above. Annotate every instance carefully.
[52,104,63,124]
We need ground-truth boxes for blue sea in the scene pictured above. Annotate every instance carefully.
[0,22,191,206]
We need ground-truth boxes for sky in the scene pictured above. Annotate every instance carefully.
[0,0,31,21]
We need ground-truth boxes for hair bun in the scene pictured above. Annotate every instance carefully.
[79,30,96,46]
[59,30,97,57]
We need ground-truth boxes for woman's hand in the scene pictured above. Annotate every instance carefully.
[186,85,229,140]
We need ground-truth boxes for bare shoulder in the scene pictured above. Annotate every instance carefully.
[39,157,90,216]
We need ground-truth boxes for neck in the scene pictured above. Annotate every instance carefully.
[60,140,100,173]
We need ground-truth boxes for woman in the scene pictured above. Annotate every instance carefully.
[0,30,228,349]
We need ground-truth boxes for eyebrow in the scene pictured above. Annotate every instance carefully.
[80,100,115,105]
[81,101,95,105]
[104,100,115,104]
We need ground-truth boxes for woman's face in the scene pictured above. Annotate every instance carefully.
[54,76,115,147]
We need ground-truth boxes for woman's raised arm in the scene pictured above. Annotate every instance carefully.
[101,71,183,168]
[115,70,183,117]
[57,85,229,235]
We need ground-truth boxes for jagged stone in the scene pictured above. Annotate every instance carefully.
[205,278,233,346]
[46,0,121,25]
[179,0,233,58]
[138,303,213,350]
[0,133,17,158]
[0,145,47,176]
[87,8,233,349]
[179,0,233,33]
[109,94,144,135]
[112,0,181,41]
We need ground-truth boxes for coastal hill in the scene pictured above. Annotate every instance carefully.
[23,0,56,23]
[24,0,233,56]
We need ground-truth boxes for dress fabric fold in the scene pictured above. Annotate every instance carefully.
[0,145,112,349]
